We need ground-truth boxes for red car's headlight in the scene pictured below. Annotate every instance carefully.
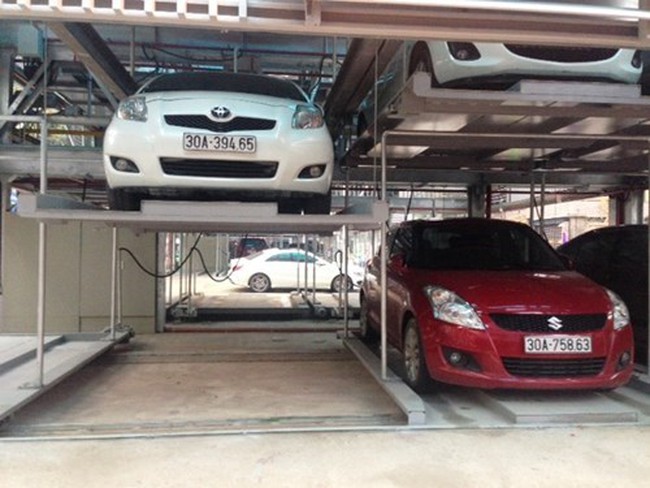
[424,285,485,330]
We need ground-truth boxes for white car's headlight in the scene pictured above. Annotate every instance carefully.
[117,96,148,122]
[292,104,324,129]
[424,286,485,330]
[606,289,630,330]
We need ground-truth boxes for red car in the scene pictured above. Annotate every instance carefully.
[359,218,634,392]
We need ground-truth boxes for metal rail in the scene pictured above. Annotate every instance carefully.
[2,1,650,49]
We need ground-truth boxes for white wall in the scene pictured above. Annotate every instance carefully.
[2,213,157,334]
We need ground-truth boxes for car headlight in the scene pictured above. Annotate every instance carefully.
[117,96,148,122]
[606,289,630,330]
[424,286,485,330]
[292,104,324,129]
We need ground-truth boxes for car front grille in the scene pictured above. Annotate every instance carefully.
[164,115,276,133]
[502,357,606,377]
[160,158,278,178]
[503,45,618,63]
[490,314,606,333]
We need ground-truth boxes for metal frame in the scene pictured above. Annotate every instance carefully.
[378,129,650,379]
[3,1,650,49]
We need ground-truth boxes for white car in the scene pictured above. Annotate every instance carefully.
[228,248,365,293]
[358,38,641,136]
[410,41,642,87]
[103,72,334,213]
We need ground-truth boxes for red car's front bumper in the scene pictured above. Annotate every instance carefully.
[418,313,635,390]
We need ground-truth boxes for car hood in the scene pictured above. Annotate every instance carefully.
[410,269,611,315]
[144,91,299,109]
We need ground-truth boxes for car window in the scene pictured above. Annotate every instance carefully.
[570,232,618,283]
[266,252,294,263]
[389,226,413,259]
[140,72,308,102]
[414,222,565,271]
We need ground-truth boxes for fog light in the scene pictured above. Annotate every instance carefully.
[298,164,325,179]
[111,157,139,173]
[617,351,632,370]
[448,42,481,61]
[449,351,464,365]
[442,347,482,372]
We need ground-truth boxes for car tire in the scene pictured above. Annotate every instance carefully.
[330,274,353,293]
[303,191,332,215]
[358,296,378,344]
[408,42,439,86]
[278,198,303,214]
[107,188,142,211]
[403,318,433,392]
[249,273,271,293]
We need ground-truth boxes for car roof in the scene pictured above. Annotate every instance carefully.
[139,71,308,102]
[397,218,530,231]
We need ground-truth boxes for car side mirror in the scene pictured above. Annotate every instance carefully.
[389,253,407,268]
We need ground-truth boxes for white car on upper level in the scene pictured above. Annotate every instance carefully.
[357,39,642,137]
[103,71,334,213]
[408,41,642,88]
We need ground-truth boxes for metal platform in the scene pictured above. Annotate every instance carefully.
[16,194,388,235]
[0,330,132,424]
[345,335,650,429]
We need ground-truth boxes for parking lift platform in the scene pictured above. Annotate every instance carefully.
[345,335,650,429]
[0,329,132,424]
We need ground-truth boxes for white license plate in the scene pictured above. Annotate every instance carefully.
[183,133,256,153]
[524,335,592,354]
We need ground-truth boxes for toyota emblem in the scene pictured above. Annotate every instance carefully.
[211,106,231,120]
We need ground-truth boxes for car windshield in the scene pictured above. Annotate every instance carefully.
[411,221,566,271]
[140,72,308,102]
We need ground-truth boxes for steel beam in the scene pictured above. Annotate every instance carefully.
[47,23,137,100]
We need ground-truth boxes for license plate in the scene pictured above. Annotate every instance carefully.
[524,335,592,354]
[183,133,256,153]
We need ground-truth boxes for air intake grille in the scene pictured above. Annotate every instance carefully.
[504,45,618,63]
[160,158,278,178]
[490,314,606,333]
[502,357,606,377]
[165,115,276,133]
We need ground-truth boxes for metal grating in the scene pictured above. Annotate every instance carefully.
[490,314,606,333]
[504,45,618,63]
[160,158,278,178]
[502,357,606,377]
[165,115,276,133]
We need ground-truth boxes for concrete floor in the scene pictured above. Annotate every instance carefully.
[2,329,650,487]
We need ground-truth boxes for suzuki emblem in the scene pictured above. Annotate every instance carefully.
[211,106,231,120]
[547,316,563,331]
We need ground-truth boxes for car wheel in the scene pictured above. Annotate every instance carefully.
[249,273,271,293]
[403,318,432,392]
[331,274,353,293]
[358,296,378,344]
[303,191,332,215]
[408,42,439,86]
[107,188,142,211]
[278,198,303,214]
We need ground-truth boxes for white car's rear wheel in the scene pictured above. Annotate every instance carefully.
[330,274,353,293]
[249,273,271,293]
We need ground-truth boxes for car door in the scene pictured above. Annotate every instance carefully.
[385,225,415,346]
[263,251,300,289]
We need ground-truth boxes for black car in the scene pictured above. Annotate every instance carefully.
[558,225,648,366]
